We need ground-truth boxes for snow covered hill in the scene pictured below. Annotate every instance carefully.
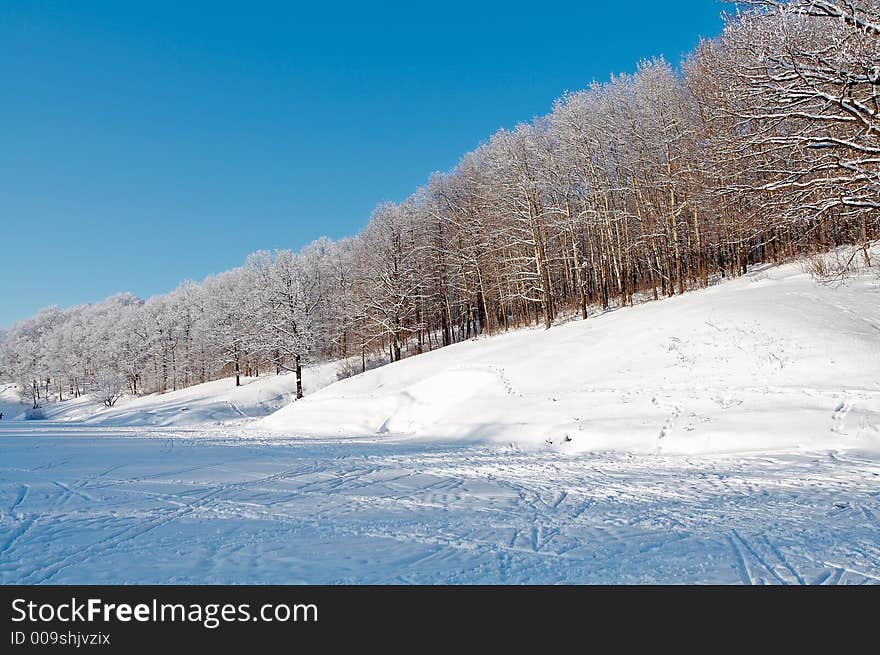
[256,257,880,455]
[3,360,345,427]
[2,255,879,585]
[6,253,878,452]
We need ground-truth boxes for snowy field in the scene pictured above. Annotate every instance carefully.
[1,255,879,584]
[5,360,347,427]
[1,423,879,585]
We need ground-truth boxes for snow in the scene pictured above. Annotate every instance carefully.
[6,360,345,427]
[0,384,27,420]
[1,255,879,584]
[256,259,880,455]
[1,423,878,584]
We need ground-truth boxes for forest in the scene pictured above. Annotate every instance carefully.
[2,0,878,409]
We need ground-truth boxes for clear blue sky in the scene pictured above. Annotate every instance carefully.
[0,1,725,328]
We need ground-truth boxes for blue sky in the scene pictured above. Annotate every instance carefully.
[0,1,725,328]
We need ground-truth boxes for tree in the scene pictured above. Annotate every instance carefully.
[95,368,126,407]
[351,202,426,362]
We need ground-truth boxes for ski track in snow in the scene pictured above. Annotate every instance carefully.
[0,423,878,584]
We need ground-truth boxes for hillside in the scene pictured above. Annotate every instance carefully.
[255,255,880,455]
[2,254,879,585]
[6,253,879,453]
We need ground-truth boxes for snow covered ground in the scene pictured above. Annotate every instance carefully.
[0,360,345,427]
[257,257,880,455]
[1,255,878,584]
[1,423,878,584]
[0,384,25,421]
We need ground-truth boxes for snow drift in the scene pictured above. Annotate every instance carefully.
[256,258,880,454]
[0,383,27,420]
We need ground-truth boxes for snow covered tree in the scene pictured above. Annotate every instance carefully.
[1,0,876,404]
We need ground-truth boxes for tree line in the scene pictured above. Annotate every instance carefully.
[2,0,877,409]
